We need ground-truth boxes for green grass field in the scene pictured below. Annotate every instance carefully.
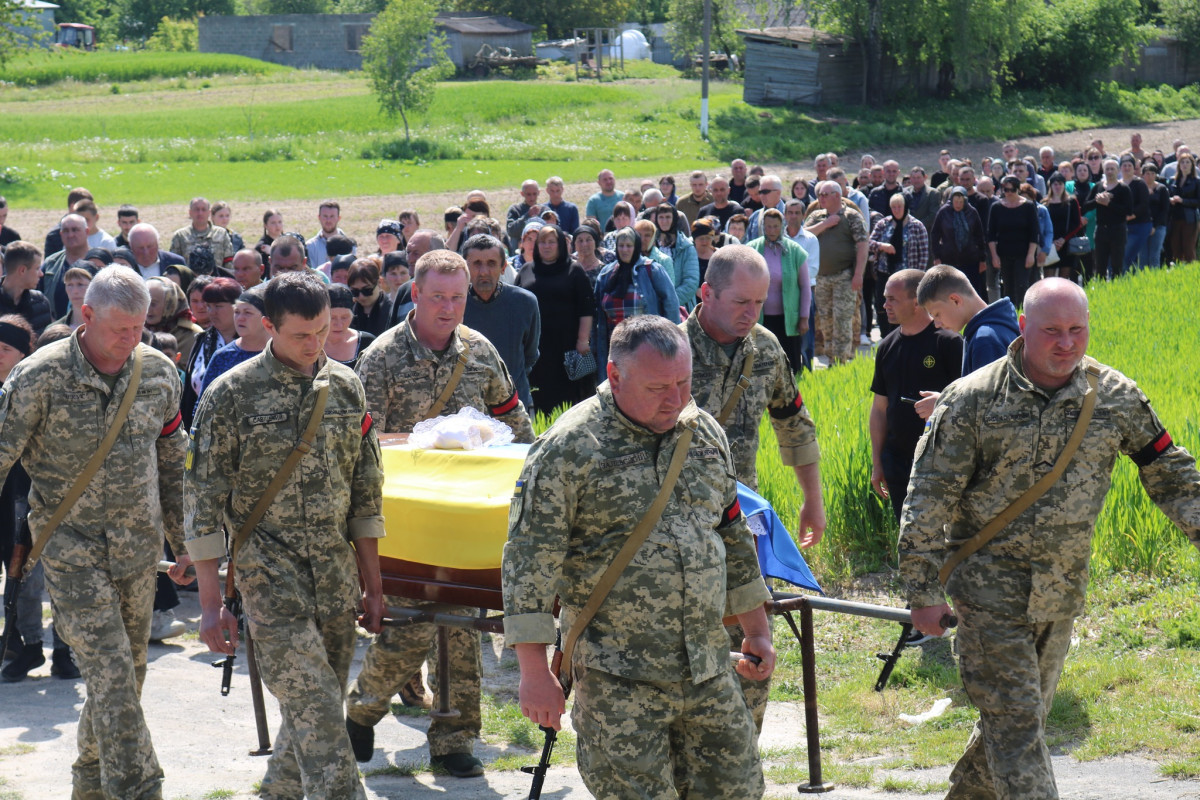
[3,52,1200,208]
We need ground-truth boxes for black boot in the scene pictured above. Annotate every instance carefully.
[346,717,374,763]
[1,627,22,662]
[1,643,45,682]
[50,646,80,680]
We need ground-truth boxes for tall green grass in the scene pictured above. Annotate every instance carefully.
[0,51,288,87]
[751,263,1200,583]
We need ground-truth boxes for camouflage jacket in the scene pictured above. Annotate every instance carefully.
[355,313,534,442]
[168,224,234,273]
[899,338,1200,621]
[184,342,385,614]
[502,383,771,683]
[684,310,820,489]
[0,331,186,580]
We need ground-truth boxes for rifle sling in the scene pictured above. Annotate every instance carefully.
[425,325,470,421]
[22,348,144,578]
[557,420,697,688]
[715,350,755,428]
[226,379,330,596]
[938,363,1100,586]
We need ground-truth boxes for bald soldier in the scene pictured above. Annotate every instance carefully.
[683,244,824,734]
[505,315,775,799]
[900,278,1200,800]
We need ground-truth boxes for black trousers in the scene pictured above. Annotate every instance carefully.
[1093,224,1127,280]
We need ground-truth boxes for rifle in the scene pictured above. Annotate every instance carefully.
[208,558,272,755]
[1,536,30,661]
[524,631,567,800]
[874,612,957,692]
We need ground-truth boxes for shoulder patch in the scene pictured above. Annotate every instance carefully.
[689,447,721,461]
[245,412,288,426]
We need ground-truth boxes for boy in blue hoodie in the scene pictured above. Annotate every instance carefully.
[911,264,1021,418]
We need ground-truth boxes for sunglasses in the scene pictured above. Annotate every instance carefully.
[349,286,375,297]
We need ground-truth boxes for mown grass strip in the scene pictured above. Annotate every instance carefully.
[0,51,288,87]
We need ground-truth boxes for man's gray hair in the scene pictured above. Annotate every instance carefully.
[128,222,159,243]
[816,180,842,198]
[609,315,689,367]
[706,245,768,295]
[84,265,151,316]
[463,233,504,257]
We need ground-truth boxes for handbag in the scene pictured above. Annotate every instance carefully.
[564,348,596,381]
[1043,246,1060,266]
[1068,235,1092,255]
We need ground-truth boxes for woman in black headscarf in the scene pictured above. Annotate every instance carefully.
[514,224,596,414]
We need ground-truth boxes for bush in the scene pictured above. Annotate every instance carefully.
[145,17,198,53]
[359,136,463,161]
[1011,0,1150,90]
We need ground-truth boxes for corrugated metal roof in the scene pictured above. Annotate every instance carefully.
[435,13,534,35]
[736,26,845,46]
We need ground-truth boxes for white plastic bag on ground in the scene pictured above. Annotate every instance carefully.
[898,697,953,725]
[409,407,514,450]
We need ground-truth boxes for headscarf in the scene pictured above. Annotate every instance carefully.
[605,227,643,300]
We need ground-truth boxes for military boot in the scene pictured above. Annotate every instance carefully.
[50,646,81,679]
[1,643,45,682]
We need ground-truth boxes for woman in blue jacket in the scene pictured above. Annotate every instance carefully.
[593,227,681,379]
[652,203,699,312]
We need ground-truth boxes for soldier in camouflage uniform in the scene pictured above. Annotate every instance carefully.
[346,249,533,777]
[683,245,824,736]
[900,278,1200,800]
[0,266,189,800]
[184,272,385,800]
[504,315,776,799]
[804,180,869,363]
[168,197,235,276]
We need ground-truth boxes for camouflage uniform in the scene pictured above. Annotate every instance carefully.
[684,310,821,732]
[184,342,384,800]
[167,224,234,275]
[0,331,186,800]
[804,206,868,362]
[899,339,1200,800]
[346,315,533,758]
[503,384,772,799]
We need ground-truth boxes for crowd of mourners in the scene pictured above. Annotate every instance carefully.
[0,131,1198,678]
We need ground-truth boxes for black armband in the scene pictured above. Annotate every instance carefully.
[1131,430,1173,467]
[769,391,805,420]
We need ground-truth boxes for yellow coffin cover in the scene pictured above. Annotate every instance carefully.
[380,442,530,570]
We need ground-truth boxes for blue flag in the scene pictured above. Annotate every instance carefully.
[737,483,823,594]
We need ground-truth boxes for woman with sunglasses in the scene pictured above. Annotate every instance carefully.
[347,257,394,337]
[987,175,1040,306]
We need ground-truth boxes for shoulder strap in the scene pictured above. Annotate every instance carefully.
[938,364,1100,586]
[716,349,755,427]
[23,348,144,577]
[424,325,470,421]
[556,421,697,687]
[227,380,330,571]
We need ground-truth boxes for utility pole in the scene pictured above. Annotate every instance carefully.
[700,0,711,137]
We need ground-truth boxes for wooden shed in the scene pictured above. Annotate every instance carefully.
[437,13,534,70]
[738,26,864,106]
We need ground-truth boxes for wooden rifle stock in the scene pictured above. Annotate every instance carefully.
[1,542,30,660]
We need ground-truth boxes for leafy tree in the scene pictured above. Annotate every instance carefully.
[261,0,332,11]
[444,0,634,41]
[666,0,748,63]
[114,0,233,41]
[1012,0,1150,89]
[1160,0,1200,70]
[360,0,452,143]
[0,0,50,65]
[145,15,197,49]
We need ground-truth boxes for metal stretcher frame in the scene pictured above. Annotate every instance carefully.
[380,578,925,795]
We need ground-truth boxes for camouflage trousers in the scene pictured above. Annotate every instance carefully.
[345,597,481,757]
[43,558,163,800]
[246,604,363,800]
[573,664,764,800]
[947,601,1074,800]
[814,271,857,363]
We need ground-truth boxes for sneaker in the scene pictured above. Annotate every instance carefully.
[150,609,186,642]
[346,717,375,763]
[859,333,872,346]
[50,647,81,679]
[431,752,484,778]
[1,643,45,682]
[398,672,430,708]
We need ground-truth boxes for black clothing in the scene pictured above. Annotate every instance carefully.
[514,257,595,414]
[1147,182,1171,227]
[868,184,903,217]
[870,320,962,520]
[351,294,394,338]
[43,225,62,259]
[1083,181,1133,228]
[1170,175,1200,224]
[1127,179,1150,225]
[986,200,1040,259]
[728,180,747,204]
[696,201,744,232]
[1045,199,1082,241]
[0,225,20,249]
[0,284,52,337]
